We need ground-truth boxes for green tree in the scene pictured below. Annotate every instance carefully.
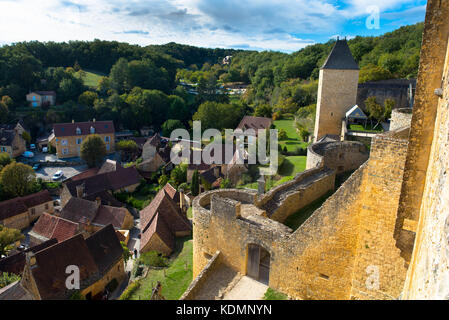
[278,129,288,141]
[0,225,24,256]
[384,98,395,120]
[78,91,98,106]
[109,58,129,93]
[359,64,392,83]
[158,174,169,186]
[0,100,9,123]
[365,96,384,128]
[80,134,107,168]
[121,241,131,264]
[191,169,199,196]
[254,104,272,118]
[161,119,185,137]
[220,179,232,189]
[21,131,31,145]
[0,162,36,197]
[170,164,187,187]
[0,152,11,169]
[0,272,21,289]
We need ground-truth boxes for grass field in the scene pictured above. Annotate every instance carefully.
[278,156,307,176]
[128,237,193,300]
[348,123,383,133]
[274,118,308,152]
[75,70,104,88]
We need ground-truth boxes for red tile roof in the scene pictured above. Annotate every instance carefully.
[53,121,115,137]
[30,213,79,243]
[68,168,99,181]
[0,190,52,221]
[236,116,272,133]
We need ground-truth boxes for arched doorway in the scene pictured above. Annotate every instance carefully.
[246,244,270,285]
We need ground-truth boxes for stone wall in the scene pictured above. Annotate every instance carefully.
[180,251,221,300]
[306,140,369,173]
[390,108,413,131]
[402,0,449,299]
[356,79,415,112]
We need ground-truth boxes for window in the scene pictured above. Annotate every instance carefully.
[106,144,110,151]
[76,138,82,145]
[0,147,5,152]
[104,136,110,143]
[61,139,68,146]
[32,96,36,101]
[62,148,69,155]
[90,126,95,134]
[76,127,81,135]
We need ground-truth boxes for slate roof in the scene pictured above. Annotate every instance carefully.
[345,105,367,120]
[200,167,222,185]
[53,121,115,137]
[92,205,129,229]
[0,190,53,221]
[60,197,100,224]
[85,224,123,275]
[30,213,79,243]
[0,129,15,146]
[321,39,359,70]
[34,91,56,96]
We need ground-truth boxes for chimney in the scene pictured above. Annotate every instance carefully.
[179,188,186,213]
[93,118,96,122]
[213,166,220,178]
[257,175,266,195]
[76,184,85,198]
[72,119,74,123]
[26,252,37,268]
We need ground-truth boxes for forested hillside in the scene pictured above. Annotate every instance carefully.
[0,22,423,139]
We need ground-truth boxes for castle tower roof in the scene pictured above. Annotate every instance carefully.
[321,39,359,70]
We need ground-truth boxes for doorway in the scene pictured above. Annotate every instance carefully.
[246,244,270,285]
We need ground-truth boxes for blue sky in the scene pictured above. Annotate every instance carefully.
[0,0,427,52]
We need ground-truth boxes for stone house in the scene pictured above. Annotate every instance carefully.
[0,190,54,230]
[26,91,56,108]
[19,224,126,300]
[137,133,171,173]
[28,213,81,246]
[60,161,141,207]
[50,120,115,159]
[59,197,134,233]
[235,116,272,138]
[140,184,191,256]
[0,123,27,158]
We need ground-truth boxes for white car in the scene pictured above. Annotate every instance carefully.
[52,170,64,181]
[22,151,34,158]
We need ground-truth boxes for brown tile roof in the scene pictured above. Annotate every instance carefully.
[0,281,34,300]
[163,183,179,203]
[0,239,57,275]
[53,121,115,137]
[92,205,128,229]
[145,133,162,147]
[60,197,100,224]
[98,159,123,174]
[30,213,79,243]
[31,234,100,300]
[68,168,99,181]
[139,185,191,252]
[84,191,123,207]
[85,224,123,276]
[0,129,15,146]
[0,190,52,221]
[236,116,272,133]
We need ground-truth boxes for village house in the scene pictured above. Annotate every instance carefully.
[139,184,191,256]
[136,133,171,174]
[49,120,115,159]
[0,190,54,230]
[235,116,273,137]
[25,91,56,108]
[28,213,81,246]
[60,160,141,206]
[16,224,126,300]
[58,197,134,233]
[0,123,27,158]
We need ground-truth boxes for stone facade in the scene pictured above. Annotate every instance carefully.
[314,68,359,141]
[51,132,115,159]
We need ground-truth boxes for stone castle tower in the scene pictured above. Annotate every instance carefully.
[313,39,359,142]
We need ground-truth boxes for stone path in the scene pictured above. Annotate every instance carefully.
[222,276,268,300]
[192,264,241,300]
[260,168,333,217]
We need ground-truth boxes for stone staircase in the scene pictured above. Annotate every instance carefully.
[260,168,334,217]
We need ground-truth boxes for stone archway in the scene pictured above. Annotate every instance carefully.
[247,243,270,285]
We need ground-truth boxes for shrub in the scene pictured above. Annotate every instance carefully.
[139,251,169,267]
[119,280,141,300]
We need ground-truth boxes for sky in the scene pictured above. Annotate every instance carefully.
[0,0,427,53]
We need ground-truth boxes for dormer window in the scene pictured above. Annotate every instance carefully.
[90,126,95,134]
[76,127,81,135]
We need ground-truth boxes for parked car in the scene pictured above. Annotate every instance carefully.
[22,151,34,158]
[42,147,48,153]
[52,170,64,181]
[32,163,40,170]
[30,144,36,150]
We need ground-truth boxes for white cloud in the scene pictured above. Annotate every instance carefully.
[0,0,424,52]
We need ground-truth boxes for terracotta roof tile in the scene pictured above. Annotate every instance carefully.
[53,121,114,137]
[31,213,79,243]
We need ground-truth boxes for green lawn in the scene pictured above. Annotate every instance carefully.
[128,237,193,300]
[274,118,308,152]
[348,123,383,133]
[278,156,307,176]
[75,70,104,88]
[263,288,288,300]
[187,207,193,219]
[283,192,332,230]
